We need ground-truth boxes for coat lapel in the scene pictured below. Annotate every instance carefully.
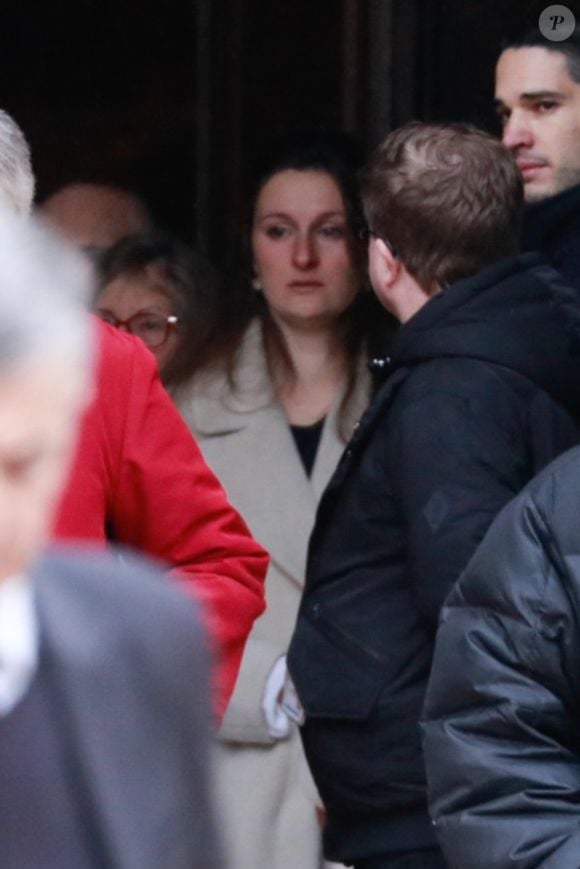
[175,323,371,588]
[185,389,318,587]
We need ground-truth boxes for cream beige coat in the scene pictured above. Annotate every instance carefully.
[174,321,369,869]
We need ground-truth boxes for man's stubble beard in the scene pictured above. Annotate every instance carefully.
[525,163,580,202]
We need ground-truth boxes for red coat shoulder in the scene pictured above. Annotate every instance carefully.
[54,316,268,716]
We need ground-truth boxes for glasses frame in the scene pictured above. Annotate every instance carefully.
[96,309,180,349]
[359,226,398,257]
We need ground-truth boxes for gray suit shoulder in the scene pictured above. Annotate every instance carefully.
[34,544,209,678]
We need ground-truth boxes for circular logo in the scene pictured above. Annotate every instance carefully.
[539,5,576,40]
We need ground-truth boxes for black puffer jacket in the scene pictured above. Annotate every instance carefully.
[287,253,580,865]
[423,446,580,869]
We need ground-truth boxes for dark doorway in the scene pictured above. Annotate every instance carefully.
[0,1,575,256]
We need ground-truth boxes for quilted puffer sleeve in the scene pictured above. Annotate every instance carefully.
[422,448,580,868]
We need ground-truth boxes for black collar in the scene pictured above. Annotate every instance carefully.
[522,183,580,252]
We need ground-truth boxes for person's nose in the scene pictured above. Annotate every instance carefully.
[292,232,318,269]
[502,112,534,151]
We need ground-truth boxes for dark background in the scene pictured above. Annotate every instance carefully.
[1,0,576,259]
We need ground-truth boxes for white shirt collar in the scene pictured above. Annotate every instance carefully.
[0,573,38,715]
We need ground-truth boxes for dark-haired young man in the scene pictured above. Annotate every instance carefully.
[495,28,580,289]
[287,122,580,869]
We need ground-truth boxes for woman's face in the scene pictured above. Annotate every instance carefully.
[251,169,360,330]
[96,271,180,373]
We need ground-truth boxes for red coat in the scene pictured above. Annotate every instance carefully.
[53,319,268,717]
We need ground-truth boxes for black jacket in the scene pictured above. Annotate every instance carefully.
[422,446,580,869]
[287,253,580,864]
[522,183,580,292]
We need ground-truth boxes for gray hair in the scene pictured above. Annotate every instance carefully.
[0,110,35,216]
[0,205,92,372]
[0,110,91,372]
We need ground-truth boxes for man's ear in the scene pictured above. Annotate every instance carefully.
[374,237,399,285]
[369,237,401,310]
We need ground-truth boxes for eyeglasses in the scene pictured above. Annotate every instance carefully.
[96,309,179,348]
[358,226,377,243]
[358,226,398,257]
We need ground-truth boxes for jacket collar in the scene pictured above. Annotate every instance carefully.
[522,182,580,252]
[367,251,580,422]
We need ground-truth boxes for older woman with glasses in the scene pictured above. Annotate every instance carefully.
[94,232,219,386]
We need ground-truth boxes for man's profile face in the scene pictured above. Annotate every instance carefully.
[0,359,85,581]
[495,47,580,201]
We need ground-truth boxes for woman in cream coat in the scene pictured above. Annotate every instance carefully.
[177,318,371,869]
[177,134,391,869]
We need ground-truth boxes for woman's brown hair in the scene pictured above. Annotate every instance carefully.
[202,131,392,437]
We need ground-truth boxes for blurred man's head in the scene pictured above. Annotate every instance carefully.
[495,29,580,201]
[362,122,522,320]
[39,182,152,251]
[0,209,91,581]
[0,110,93,579]
[0,110,34,216]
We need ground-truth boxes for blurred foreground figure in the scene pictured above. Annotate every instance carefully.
[0,109,268,717]
[0,209,224,869]
[38,181,153,251]
[287,123,580,868]
[423,446,580,869]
